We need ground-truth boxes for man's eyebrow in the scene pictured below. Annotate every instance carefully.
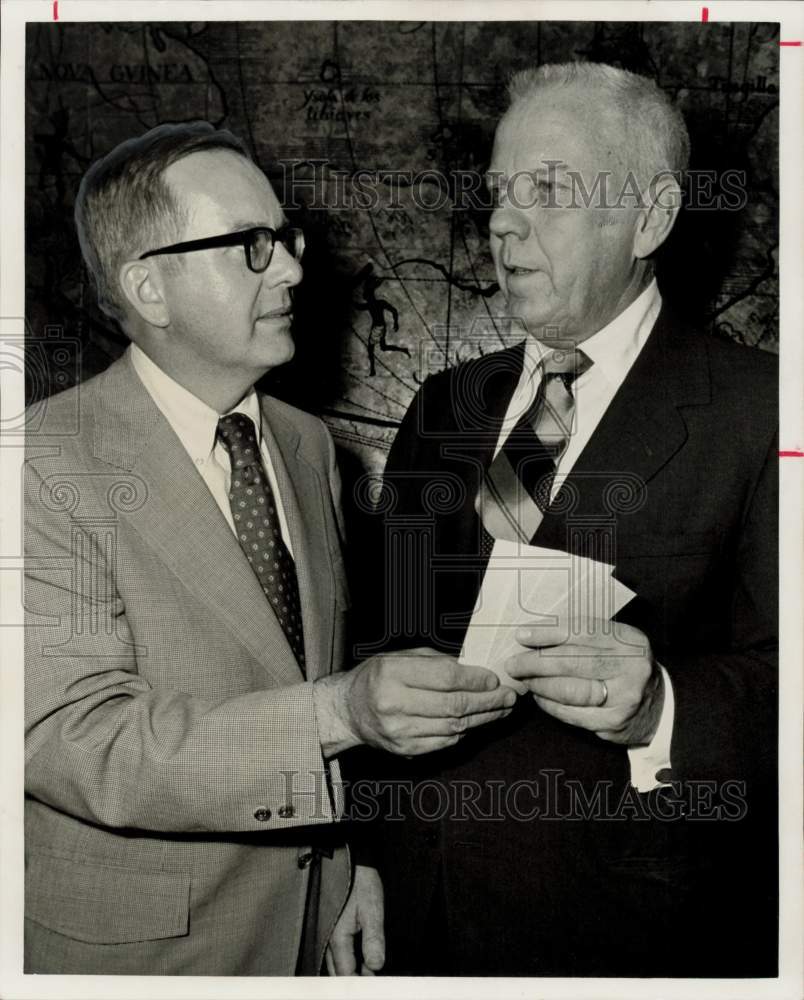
[484,163,573,189]
[227,218,288,232]
[531,161,571,176]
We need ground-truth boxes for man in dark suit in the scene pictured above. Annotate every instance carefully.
[23,122,516,975]
[352,62,777,976]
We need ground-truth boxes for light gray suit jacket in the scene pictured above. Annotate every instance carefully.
[24,349,351,975]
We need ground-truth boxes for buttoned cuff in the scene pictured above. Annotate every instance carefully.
[627,664,674,792]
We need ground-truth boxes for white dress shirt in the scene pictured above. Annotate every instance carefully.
[497,280,674,792]
[130,344,294,555]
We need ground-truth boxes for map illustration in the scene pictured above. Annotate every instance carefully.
[26,19,779,473]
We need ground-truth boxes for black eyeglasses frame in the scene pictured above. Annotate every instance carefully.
[138,225,304,273]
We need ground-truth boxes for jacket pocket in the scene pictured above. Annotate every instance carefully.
[26,852,190,943]
[614,529,721,558]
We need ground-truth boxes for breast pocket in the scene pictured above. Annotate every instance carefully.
[614,529,721,559]
[26,852,190,944]
[612,528,725,640]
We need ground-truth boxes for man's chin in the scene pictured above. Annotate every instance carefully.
[249,325,295,373]
[265,341,295,370]
[507,305,566,340]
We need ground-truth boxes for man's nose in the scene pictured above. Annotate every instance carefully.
[489,202,530,241]
[264,241,303,288]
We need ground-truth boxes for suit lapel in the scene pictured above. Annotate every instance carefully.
[91,352,306,688]
[441,342,525,495]
[259,397,335,684]
[533,307,712,548]
[445,312,712,552]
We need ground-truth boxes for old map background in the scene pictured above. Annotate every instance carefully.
[26,20,779,476]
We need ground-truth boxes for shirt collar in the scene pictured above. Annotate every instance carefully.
[521,279,661,385]
[130,343,262,464]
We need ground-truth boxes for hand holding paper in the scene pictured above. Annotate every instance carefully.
[460,539,635,692]
[460,540,664,745]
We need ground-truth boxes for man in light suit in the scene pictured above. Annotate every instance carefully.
[23,122,516,975]
[356,62,778,976]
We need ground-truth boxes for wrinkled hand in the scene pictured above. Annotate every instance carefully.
[326,865,385,976]
[338,648,518,756]
[506,619,663,745]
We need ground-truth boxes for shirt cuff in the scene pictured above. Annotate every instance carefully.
[627,664,674,792]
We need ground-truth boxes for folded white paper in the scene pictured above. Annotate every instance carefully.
[459,539,635,693]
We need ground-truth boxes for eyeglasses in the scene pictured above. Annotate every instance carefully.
[138,225,305,273]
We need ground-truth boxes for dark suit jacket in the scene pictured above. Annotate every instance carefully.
[24,350,351,975]
[355,307,777,977]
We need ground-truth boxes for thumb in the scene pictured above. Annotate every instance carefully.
[357,866,385,973]
[328,926,357,975]
[360,921,386,974]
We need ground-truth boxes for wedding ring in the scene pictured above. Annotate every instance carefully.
[598,680,609,706]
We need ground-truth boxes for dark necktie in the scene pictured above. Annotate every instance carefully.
[477,348,592,551]
[216,413,306,672]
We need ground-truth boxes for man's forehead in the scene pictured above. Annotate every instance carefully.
[491,90,622,174]
[164,147,259,185]
[163,149,282,230]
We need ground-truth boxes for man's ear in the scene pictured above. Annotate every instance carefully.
[633,171,682,260]
[118,261,170,328]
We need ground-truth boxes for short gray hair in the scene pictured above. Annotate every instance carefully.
[74,121,251,323]
[507,62,690,188]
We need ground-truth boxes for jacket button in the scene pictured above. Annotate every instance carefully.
[253,807,272,822]
[297,852,314,869]
[278,804,295,819]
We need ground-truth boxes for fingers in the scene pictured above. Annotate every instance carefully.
[327,931,357,976]
[454,705,519,733]
[525,675,608,708]
[361,934,385,974]
[532,695,620,733]
[506,643,652,683]
[506,635,656,743]
[385,654,501,693]
[399,734,463,755]
[395,728,520,755]
[532,675,653,738]
[506,645,614,681]
[418,704,519,736]
[390,685,517,719]
[355,652,518,756]
[357,870,385,974]
[327,866,385,976]
[514,620,649,653]
[377,702,517,748]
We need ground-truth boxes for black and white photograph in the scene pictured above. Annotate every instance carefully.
[1,1,801,996]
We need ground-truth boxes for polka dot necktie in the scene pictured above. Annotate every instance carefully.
[216,413,306,673]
